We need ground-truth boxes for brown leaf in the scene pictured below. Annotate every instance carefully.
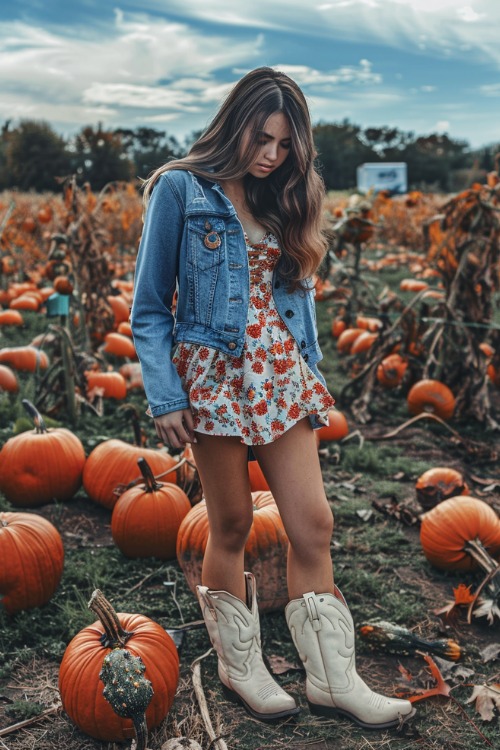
[465,684,500,721]
[267,655,301,675]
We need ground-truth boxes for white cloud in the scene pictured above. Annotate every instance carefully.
[480,83,500,96]
[456,6,484,22]
[149,0,500,66]
[273,61,382,87]
[0,12,263,128]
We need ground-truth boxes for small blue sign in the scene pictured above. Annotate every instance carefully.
[46,292,70,317]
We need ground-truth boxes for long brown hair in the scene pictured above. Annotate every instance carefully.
[143,67,327,288]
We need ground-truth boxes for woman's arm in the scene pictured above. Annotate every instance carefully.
[130,173,190,418]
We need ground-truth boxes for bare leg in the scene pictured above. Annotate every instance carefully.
[192,434,299,721]
[252,417,335,600]
[191,432,253,602]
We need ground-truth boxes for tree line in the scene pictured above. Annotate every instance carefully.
[0,118,497,194]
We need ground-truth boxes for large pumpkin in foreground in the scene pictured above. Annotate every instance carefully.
[59,590,179,742]
[0,512,64,613]
[176,491,289,612]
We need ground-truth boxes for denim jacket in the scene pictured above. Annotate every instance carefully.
[130,169,327,418]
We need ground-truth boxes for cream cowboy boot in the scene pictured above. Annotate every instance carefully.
[285,588,415,729]
[196,572,299,722]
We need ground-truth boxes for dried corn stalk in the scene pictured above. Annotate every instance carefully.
[342,180,500,427]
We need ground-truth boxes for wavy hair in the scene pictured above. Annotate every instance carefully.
[142,67,327,288]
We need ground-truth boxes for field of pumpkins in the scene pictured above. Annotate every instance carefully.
[1,177,500,750]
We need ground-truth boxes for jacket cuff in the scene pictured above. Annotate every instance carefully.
[146,398,191,418]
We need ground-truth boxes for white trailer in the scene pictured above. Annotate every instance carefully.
[356,162,407,195]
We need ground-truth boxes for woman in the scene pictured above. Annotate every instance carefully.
[131,67,414,729]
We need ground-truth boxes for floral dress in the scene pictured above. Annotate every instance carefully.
[172,232,335,446]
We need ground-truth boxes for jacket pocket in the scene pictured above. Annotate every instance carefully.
[186,216,226,270]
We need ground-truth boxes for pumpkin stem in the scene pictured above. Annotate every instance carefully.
[138,457,163,493]
[88,589,134,648]
[21,399,47,434]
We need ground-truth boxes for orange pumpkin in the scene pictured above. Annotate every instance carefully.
[0,346,48,372]
[0,400,86,506]
[111,458,191,559]
[376,354,408,388]
[83,439,178,510]
[0,364,19,393]
[59,590,179,742]
[53,276,74,295]
[0,512,64,613]
[407,379,455,420]
[350,331,378,355]
[337,327,364,354]
[248,460,270,491]
[331,317,347,338]
[37,206,53,224]
[316,409,349,442]
[117,321,133,337]
[480,342,495,359]
[0,310,24,326]
[356,315,382,332]
[102,332,137,359]
[420,496,500,571]
[85,371,127,399]
[415,467,469,510]
[107,295,130,325]
[400,279,429,293]
[9,294,40,312]
[176,491,289,612]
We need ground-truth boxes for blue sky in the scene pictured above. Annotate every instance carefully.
[1,0,499,149]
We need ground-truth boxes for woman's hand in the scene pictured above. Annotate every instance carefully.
[153,408,197,449]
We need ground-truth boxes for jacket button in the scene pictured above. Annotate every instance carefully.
[301,340,306,348]
[303,354,309,362]
[228,342,237,350]
[285,309,294,318]
[275,280,281,289]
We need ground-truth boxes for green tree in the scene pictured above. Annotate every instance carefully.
[387,133,470,190]
[313,120,376,190]
[1,119,72,191]
[114,127,184,180]
[71,124,134,190]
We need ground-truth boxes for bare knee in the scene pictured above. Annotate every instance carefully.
[207,507,254,553]
[288,502,334,558]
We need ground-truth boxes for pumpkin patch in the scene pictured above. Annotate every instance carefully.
[1,176,500,747]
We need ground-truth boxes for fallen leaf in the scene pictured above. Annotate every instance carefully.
[395,652,451,703]
[465,684,500,721]
[267,655,301,675]
[479,643,500,663]
[356,509,374,522]
[432,656,475,682]
[472,597,500,625]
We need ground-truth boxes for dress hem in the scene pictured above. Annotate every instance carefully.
[191,410,329,447]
